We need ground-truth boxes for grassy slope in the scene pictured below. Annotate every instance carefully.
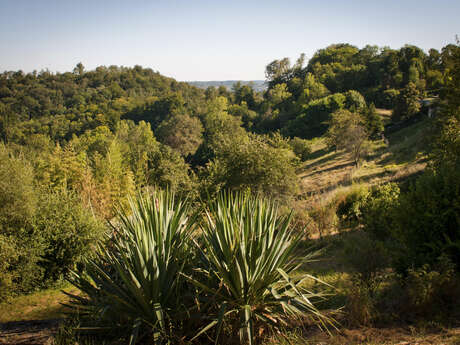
[299,113,430,201]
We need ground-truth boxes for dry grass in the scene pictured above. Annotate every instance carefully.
[299,117,430,199]
[265,326,460,345]
[0,286,78,323]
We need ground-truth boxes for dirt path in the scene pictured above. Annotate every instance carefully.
[0,319,60,345]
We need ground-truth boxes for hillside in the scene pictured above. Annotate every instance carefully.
[299,111,429,200]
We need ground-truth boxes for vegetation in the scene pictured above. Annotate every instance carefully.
[66,191,332,344]
[1,39,459,344]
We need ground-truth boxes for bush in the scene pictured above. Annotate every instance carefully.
[361,183,400,241]
[289,137,312,161]
[381,88,399,109]
[309,197,338,239]
[0,146,42,299]
[391,165,460,273]
[188,192,333,344]
[67,191,334,345]
[202,133,299,201]
[335,185,369,228]
[34,189,105,284]
[403,256,460,321]
[67,191,197,344]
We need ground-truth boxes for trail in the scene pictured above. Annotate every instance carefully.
[0,319,60,345]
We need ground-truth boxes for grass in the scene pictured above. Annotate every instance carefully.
[299,115,430,200]
[0,284,78,323]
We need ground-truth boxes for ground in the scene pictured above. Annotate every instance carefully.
[298,114,429,200]
[0,286,76,345]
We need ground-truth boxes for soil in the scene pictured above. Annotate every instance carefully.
[0,319,60,345]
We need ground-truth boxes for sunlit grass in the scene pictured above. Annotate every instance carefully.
[0,284,78,323]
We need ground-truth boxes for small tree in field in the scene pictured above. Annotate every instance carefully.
[326,109,370,166]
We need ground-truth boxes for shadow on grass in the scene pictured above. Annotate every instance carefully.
[304,161,355,178]
[303,150,342,172]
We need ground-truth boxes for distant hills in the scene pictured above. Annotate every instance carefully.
[186,80,267,92]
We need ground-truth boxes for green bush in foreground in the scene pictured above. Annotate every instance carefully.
[67,191,334,345]
[67,191,197,344]
[187,192,334,345]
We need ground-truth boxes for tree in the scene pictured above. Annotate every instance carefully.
[362,103,383,137]
[392,82,421,122]
[156,112,204,157]
[73,62,84,76]
[326,109,370,166]
[432,40,460,169]
[301,73,329,102]
[265,58,291,87]
[202,133,299,201]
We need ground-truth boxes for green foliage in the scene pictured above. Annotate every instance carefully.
[344,90,366,111]
[148,145,197,197]
[361,183,400,241]
[392,82,422,122]
[0,65,205,142]
[0,145,42,298]
[344,232,389,297]
[289,137,312,161]
[67,191,196,344]
[202,133,299,201]
[0,145,104,299]
[362,103,384,137]
[283,93,346,138]
[391,165,460,273]
[301,73,330,103]
[335,185,369,228]
[343,232,389,326]
[403,256,460,320]
[432,40,460,170]
[156,112,204,157]
[34,189,105,283]
[380,88,400,109]
[326,109,370,166]
[187,192,333,344]
[66,191,335,345]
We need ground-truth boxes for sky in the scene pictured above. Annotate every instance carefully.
[0,0,459,81]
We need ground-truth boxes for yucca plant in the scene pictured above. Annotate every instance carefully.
[186,192,334,345]
[66,190,197,344]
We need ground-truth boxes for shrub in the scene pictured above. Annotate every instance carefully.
[344,232,389,297]
[0,145,42,299]
[289,137,312,161]
[343,231,390,327]
[187,192,334,344]
[391,165,460,273]
[335,185,369,229]
[361,183,400,241]
[381,88,399,109]
[67,191,197,344]
[34,189,105,284]
[403,255,460,320]
[202,133,299,201]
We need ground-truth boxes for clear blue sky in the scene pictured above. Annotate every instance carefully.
[0,0,458,81]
